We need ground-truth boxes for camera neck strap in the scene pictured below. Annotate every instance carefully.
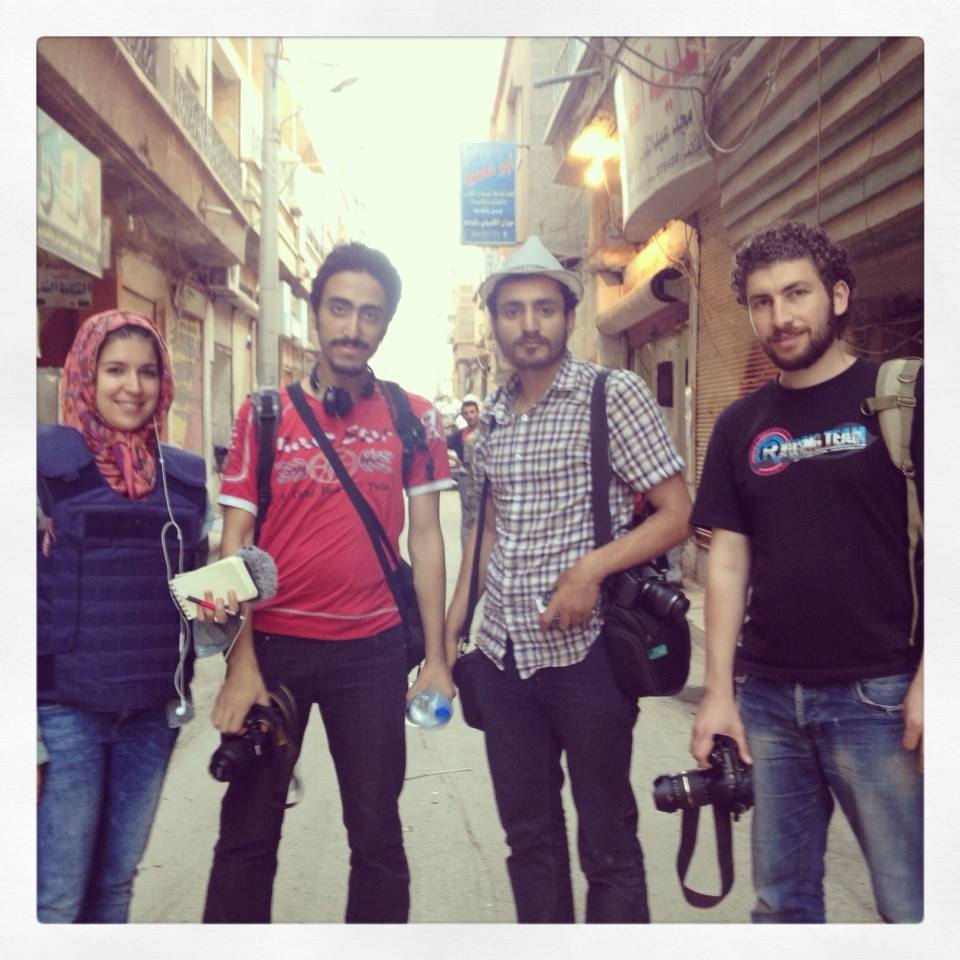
[676,805,736,908]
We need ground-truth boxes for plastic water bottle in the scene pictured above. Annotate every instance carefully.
[405,690,453,728]
[193,620,229,658]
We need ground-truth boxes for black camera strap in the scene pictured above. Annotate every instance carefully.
[676,806,736,908]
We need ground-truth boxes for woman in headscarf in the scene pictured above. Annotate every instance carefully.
[37,310,210,923]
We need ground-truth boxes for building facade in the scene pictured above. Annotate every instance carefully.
[37,37,333,499]
[536,36,923,579]
[451,37,594,399]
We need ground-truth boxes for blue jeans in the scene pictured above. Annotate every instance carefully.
[203,626,410,923]
[738,672,923,923]
[472,638,648,923]
[37,704,178,923]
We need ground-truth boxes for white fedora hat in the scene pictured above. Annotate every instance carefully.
[476,236,584,306]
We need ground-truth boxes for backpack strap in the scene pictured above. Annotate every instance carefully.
[861,357,923,645]
[380,380,434,486]
[250,388,281,544]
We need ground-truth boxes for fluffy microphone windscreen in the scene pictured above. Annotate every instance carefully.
[235,545,279,602]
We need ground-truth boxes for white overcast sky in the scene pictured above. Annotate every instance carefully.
[284,37,507,399]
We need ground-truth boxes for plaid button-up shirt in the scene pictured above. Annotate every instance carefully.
[472,353,684,678]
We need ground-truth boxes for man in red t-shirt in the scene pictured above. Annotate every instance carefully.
[200,242,453,924]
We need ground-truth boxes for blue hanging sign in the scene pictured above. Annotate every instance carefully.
[460,142,517,246]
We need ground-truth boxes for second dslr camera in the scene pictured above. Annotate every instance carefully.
[652,734,753,816]
[209,685,298,782]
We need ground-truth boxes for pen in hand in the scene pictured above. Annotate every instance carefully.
[186,596,243,619]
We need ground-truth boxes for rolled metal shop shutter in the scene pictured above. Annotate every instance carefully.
[694,194,777,545]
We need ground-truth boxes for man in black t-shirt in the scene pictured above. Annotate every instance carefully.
[689,221,922,924]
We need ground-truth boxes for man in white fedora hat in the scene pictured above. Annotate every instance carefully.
[444,236,692,922]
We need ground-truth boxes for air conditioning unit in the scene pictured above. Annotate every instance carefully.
[206,264,241,300]
[174,279,208,320]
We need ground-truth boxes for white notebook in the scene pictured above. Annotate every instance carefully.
[169,555,259,620]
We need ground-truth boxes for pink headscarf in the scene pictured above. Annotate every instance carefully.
[61,310,175,500]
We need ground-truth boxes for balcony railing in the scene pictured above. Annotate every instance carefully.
[173,68,243,203]
[120,37,158,87]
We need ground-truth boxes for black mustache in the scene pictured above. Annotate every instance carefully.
[331,338,369,350]
[514,335,550,347]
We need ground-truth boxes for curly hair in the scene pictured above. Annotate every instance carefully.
[310,242,402,321]
[730,220,857,308]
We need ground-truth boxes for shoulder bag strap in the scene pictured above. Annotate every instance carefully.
[458,396,501,647]
[285,382,406,604]
[590,369,613,549]
[459,475,491,646]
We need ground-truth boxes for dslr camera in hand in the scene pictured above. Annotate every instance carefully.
[209,685,298,783]
[653,734,753,817]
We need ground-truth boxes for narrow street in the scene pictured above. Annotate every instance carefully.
[130,490,878,924]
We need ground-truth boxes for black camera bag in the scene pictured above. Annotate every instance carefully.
[450,402,506,732]
[286,383,424,671]
[590,370,690,699]
[451,470,493,731]
[600,595,690,698]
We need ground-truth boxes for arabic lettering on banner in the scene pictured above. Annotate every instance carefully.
[37,267,94,309]
[614,38,716,244]
[168,311,204,455]
[460,143,517,246]
[37,108,103,278]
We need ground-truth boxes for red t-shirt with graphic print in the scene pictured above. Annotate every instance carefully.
[218,382,452,641]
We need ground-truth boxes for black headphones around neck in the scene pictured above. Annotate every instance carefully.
[310,364,375,418]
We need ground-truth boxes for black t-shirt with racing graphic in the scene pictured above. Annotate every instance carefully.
[692,358,923,683]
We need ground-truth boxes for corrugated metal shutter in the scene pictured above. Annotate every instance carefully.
[695,192,777,486]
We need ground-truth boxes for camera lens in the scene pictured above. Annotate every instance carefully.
[637,579,690,622]
[653,767,715,811]
[209,737,250,782]
[652,773,686,812]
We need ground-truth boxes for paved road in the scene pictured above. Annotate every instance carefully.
[130,490,878,924]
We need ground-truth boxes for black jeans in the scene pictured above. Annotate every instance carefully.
[203,626,410,923]
[473,638,648,922]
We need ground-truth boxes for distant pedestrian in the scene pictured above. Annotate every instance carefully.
[447,394,482,550]
[689,220,923,923]
[444,236,692,922]
[37,311,210,923]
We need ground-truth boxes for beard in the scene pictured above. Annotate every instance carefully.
[759,304,842,372]
[504,332,568,371]
[325,338,373,377]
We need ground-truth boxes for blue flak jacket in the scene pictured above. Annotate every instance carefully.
[37,425,208,712]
